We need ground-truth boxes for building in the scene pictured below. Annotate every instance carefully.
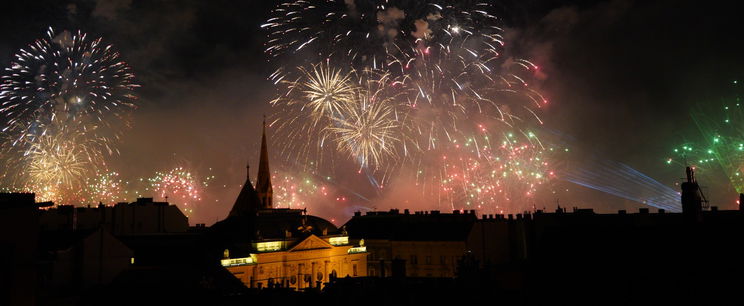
[458,167,744,304]
[211,120,367,290]
[0,193,51,306]
[40,198,189,235]
[38,227,134,292]
[344,209,477,278]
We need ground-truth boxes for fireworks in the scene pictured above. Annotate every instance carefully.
[0,27,138,201]
[0,27,138,149]
[25,132,92,188]
[666,143,717,169]
[272,169,336,208]
[149,167,203,216]
[329,85,399,170]
[265,1,553,213]
[666,84,744,193]
[298,61,357,127]
[85,171,124,204]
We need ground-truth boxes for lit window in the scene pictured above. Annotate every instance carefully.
[329,236,349,246]
[220,255,257,267]
[347,246,367,254]
[256,241,282,252]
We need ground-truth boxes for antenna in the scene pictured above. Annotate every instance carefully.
[699,185,710,209]
[247,162,250,181]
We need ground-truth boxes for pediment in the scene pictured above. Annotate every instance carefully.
[288,234,332,252]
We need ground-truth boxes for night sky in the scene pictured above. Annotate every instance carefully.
[2,0,743,225]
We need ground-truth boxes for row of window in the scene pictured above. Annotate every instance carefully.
[409,255,456,265]
[251,265,360,289]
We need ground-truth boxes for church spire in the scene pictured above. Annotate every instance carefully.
[256,116,273,209]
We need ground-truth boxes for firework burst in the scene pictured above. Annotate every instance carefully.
[270,61,360,169]
[84,171,124,204]
[0,27,138,148]
[25,132,91,188]
[667,86,744,193]
[329,76,400,170]
[149,167,203,216]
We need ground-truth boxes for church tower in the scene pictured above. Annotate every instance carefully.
[256,117,273,209]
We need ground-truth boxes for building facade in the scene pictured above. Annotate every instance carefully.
[221,233,367,289]
[345,209,476,278]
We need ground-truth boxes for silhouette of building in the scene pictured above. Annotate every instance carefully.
[38,228,134,292]
[0,193,50,306]
[459,167,744,304]
[344,209,476,278]
[39,198,189,235]
[211,121,367,290]
[1,194,193,304]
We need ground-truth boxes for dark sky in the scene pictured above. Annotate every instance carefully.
[2,0,743,224]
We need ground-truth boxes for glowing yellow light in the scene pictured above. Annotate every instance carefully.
[329,236,349,246]
[348,246,367,254]
[221,254,257,267]
[256,241,283,252]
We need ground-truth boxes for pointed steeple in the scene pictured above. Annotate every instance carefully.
[228,162,260,217]
[256,116,273,209]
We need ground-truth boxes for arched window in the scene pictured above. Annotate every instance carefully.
[330,270,337,279]
[317,272,323,281]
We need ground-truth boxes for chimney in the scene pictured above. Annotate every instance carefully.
[681,167,702,223]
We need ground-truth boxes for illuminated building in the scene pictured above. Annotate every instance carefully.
[211,120,367,290]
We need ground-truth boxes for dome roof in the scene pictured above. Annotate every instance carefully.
[211,209,339,242]
[253,211,339,239]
